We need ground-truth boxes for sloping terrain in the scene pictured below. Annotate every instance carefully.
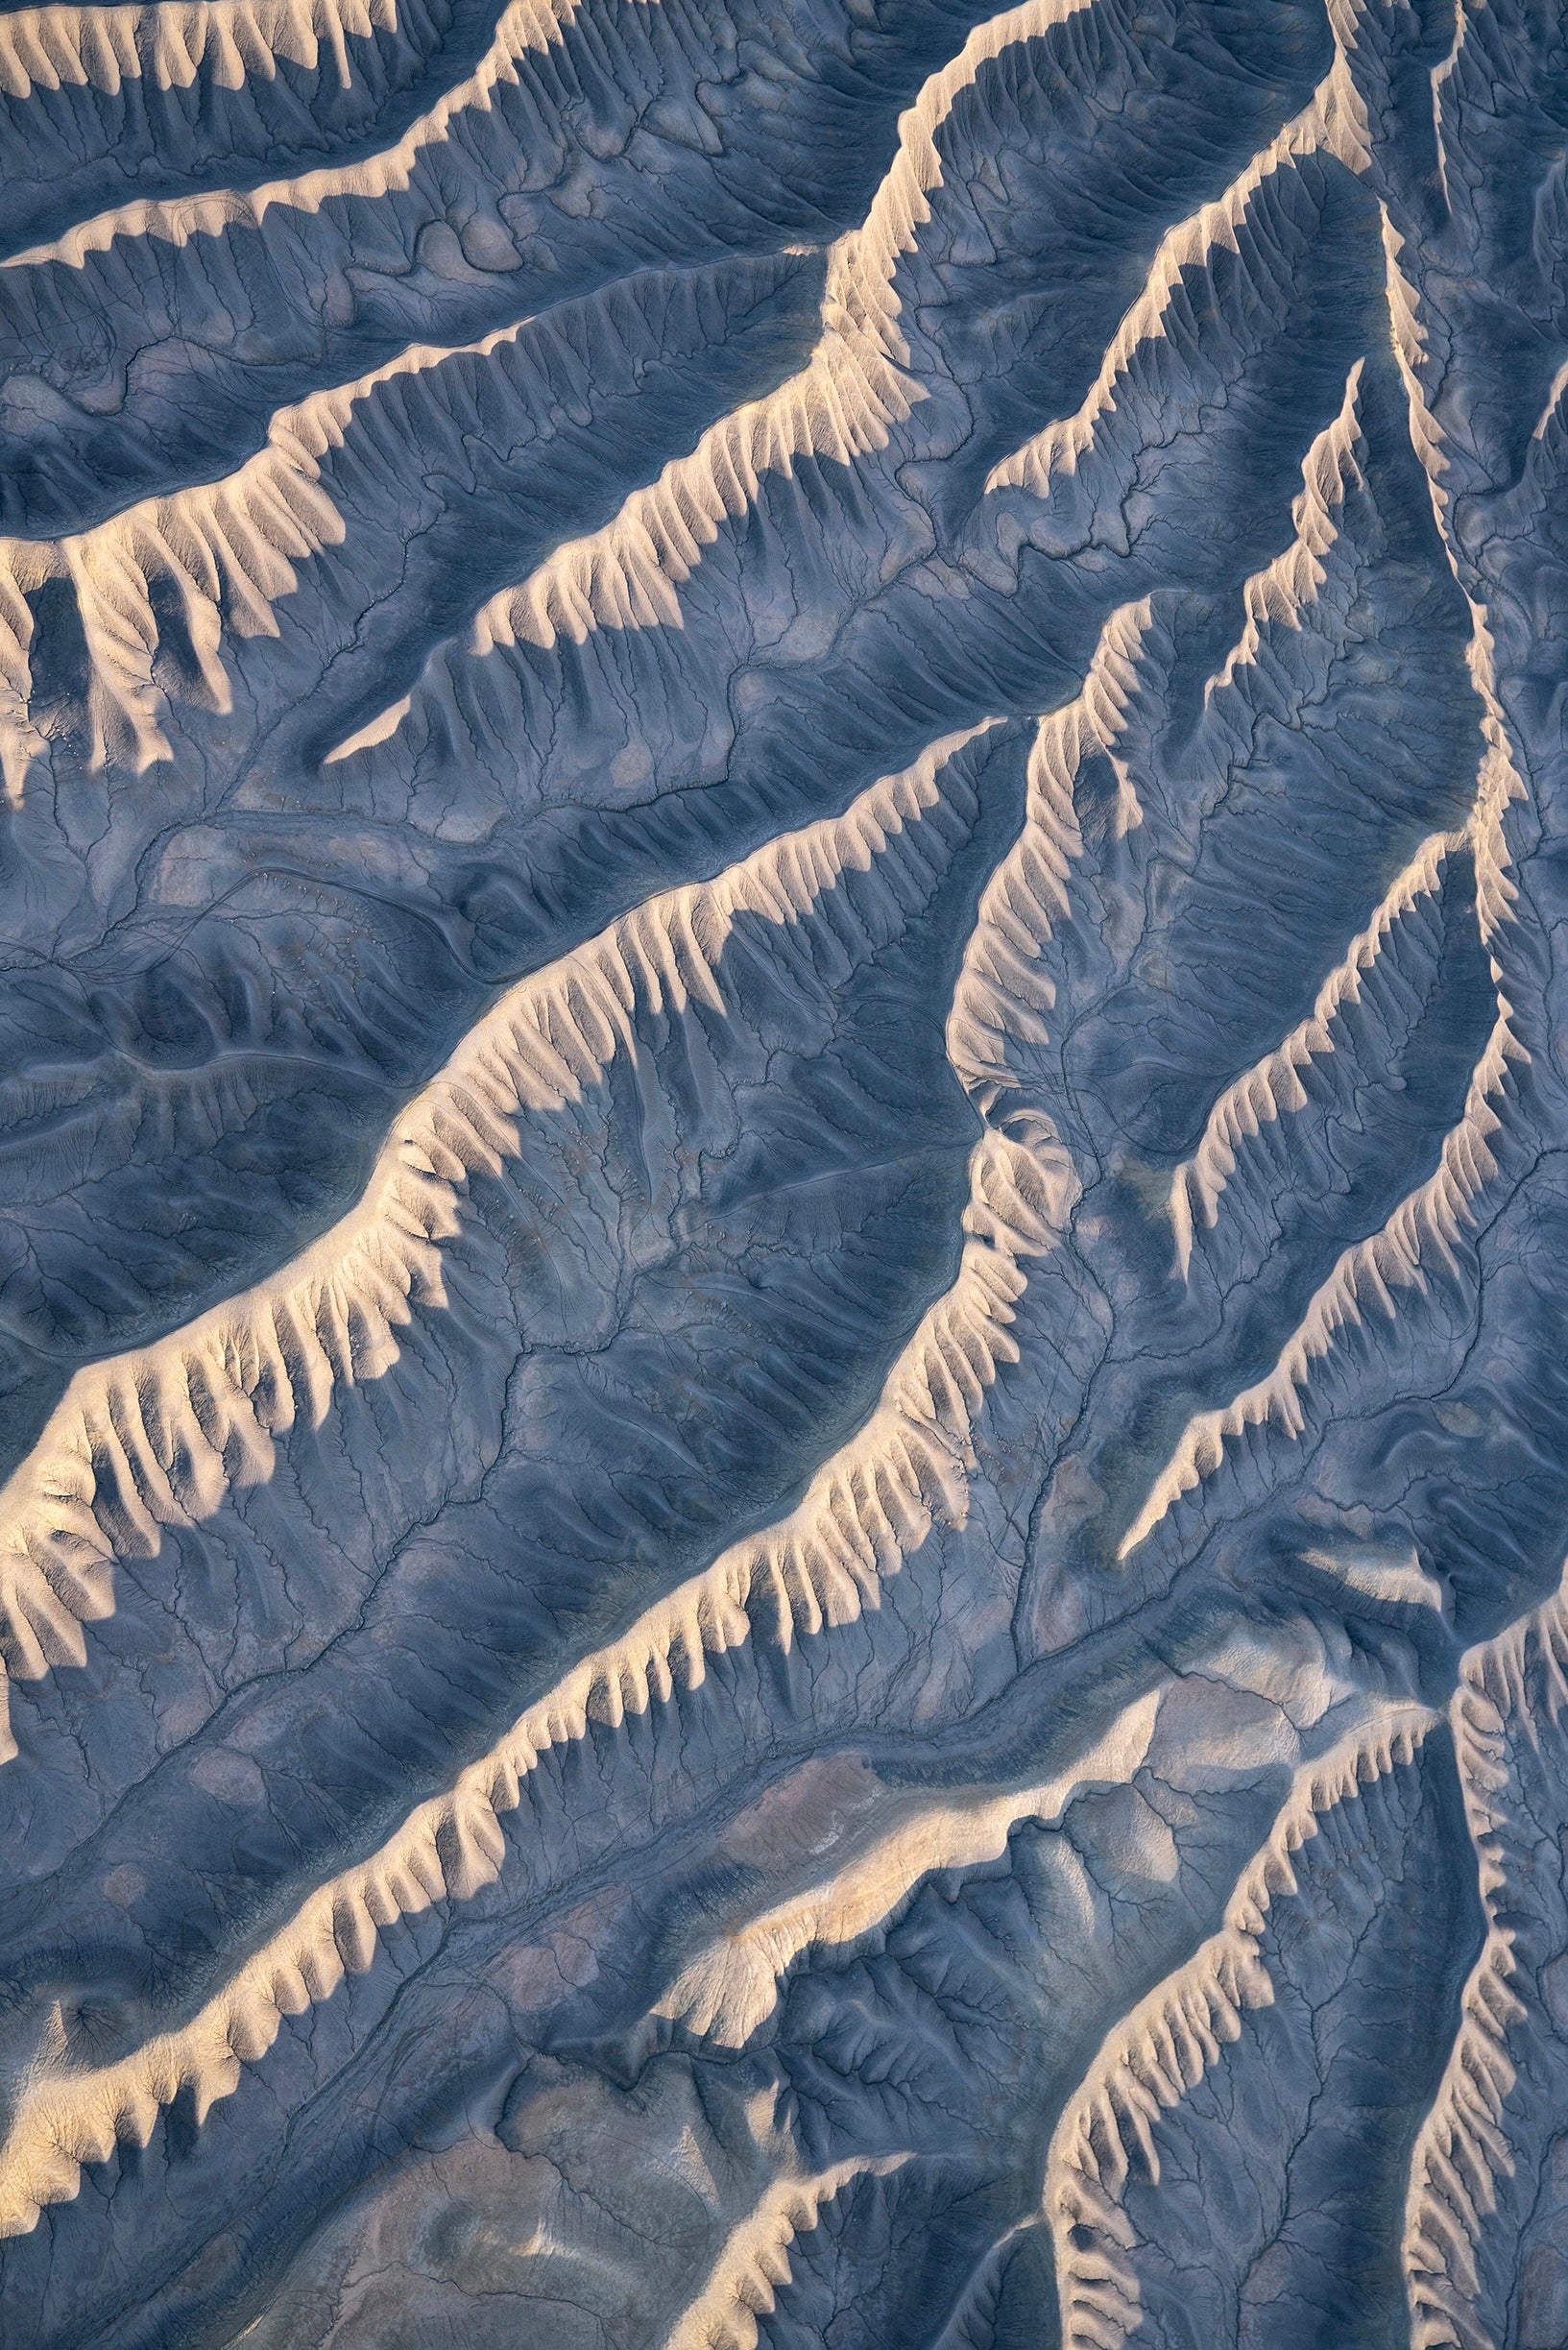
[0,0,1565,2343]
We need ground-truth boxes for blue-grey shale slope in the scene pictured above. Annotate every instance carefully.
[0,0,507,257]
[0,1,1562,2347]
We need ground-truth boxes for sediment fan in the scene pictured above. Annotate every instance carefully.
[0,0,1561,2342]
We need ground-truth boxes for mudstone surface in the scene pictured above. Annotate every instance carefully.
[0,0,1565,2344]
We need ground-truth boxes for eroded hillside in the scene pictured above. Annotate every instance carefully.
[0,2,1565,2344]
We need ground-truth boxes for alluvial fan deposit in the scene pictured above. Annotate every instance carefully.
[0,0,1564,2341]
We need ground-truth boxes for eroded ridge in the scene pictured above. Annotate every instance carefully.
[0,708,1071,2229]
[1049,1708,1440,2350]
[1404,1566,1568,2350]
[2,0,1566,2343]
[0,722,1002,1750]
[0,247,815,792]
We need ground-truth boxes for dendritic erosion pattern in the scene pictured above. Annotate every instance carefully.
[0,0,1562,2344]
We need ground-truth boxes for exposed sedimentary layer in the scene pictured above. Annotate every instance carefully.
[0,0,1564,2344]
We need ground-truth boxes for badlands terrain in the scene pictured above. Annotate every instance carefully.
[0,0,1564,2341]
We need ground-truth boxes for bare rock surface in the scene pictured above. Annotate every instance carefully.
[0,0,1565,2343]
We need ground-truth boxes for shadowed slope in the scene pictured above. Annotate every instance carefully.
[3,0,1568,2345]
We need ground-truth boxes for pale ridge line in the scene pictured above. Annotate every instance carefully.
[0,0,437,102]
[1379,204,1525,945]
[1112,41,1540,1559]
[1403,1562,1568,2350]
[1117,994,1522,1563]
[2,0,599,266]
[0,454,340,792]
[1170,829,1458,1278]
[0,255,787,792]
[1049,1703,1437,2350]
[652,1690,1165,2048]
[1369,18,1560,2333]
[947,595,1153,1114]
[1,306,562,781]
[0,1122,1068,2237]
[0,720,994,1753]
[983,57,1372,497]
[1108,37,1544,1578]
[4,0,1103,275]
[664,2154,913,2350]
[326,0,1107,763]
[0,700,1087,2232]
[966,365,1478,1335]
[1205,354,1368,703]
[1118,293,1525,1552]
